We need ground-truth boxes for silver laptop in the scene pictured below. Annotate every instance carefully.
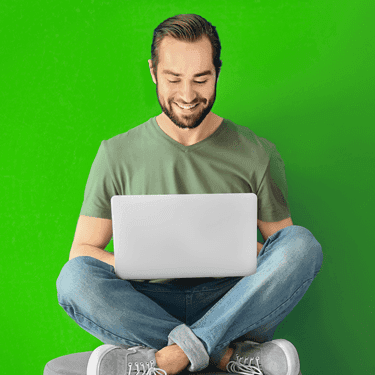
[111,193,258,280]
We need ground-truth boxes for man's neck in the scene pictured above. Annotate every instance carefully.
[156,112,223,146]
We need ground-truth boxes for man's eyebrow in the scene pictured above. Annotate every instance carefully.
[162,69,213,77]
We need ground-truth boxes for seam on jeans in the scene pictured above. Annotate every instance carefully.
[59,304,143,346]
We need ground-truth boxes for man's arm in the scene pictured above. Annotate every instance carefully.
[257,217,293,255]
[70,244,115,267]
[69,215,114,267]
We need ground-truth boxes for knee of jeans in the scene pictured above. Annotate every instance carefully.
[290,225,323,272]
[56,256,94,298]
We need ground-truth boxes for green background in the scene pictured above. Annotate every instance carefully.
[1,1,374,374]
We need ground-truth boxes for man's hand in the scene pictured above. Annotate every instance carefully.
[257,242,263,256]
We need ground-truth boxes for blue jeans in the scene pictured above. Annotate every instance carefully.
[57,225,323,372]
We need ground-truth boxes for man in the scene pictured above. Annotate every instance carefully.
[57,14,323,375]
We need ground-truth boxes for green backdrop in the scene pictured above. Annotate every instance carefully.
[1,1,374,374]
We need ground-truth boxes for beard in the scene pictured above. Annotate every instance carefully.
[155,82,217,131]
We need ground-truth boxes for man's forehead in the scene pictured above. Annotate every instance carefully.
[157,36,214,76]
[161,35,211,48]
[159,36,212,58]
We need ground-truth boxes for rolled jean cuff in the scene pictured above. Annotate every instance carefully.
[167,324,209,372]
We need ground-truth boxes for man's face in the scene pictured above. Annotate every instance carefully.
[149,36,218,131]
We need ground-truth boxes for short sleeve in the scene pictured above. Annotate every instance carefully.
[79,140,116,219]
[256,143,291,222]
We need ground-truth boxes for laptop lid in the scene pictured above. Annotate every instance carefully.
[111,193,257,280]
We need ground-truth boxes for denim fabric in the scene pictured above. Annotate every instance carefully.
[57,225,323,372]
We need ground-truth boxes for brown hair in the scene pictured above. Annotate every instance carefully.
[151,14,222,83]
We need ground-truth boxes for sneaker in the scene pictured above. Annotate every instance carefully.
[87,344,167,375]
[225,340,301,375]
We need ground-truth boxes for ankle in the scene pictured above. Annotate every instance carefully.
[155,345,190,375]
[218,347,234,371]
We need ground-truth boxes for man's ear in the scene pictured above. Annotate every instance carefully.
[148,59,157,84]
[216,61,222,83]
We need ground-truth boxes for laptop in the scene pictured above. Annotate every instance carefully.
[111,193,258,280]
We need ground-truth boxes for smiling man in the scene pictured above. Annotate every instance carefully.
[56,14,323,375]
[151,35,222,146]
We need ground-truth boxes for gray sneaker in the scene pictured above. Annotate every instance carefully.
[87,344,167,375]
[226,340,301,375]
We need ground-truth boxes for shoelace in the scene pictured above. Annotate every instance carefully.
[227,353,264,375]
[126,346,167,375]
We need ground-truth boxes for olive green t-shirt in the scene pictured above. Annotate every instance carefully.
[80,116,291,284]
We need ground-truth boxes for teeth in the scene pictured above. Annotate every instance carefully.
[177,103,197,109]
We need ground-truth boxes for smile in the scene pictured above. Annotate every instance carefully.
[175,102,199,110]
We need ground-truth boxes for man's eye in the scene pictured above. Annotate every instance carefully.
[168,80,207,84]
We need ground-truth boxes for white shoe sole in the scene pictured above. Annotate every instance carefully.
[87,344,122,375]
[272,339,301,375]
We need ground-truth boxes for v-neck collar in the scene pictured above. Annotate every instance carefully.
[151,116,226,152]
